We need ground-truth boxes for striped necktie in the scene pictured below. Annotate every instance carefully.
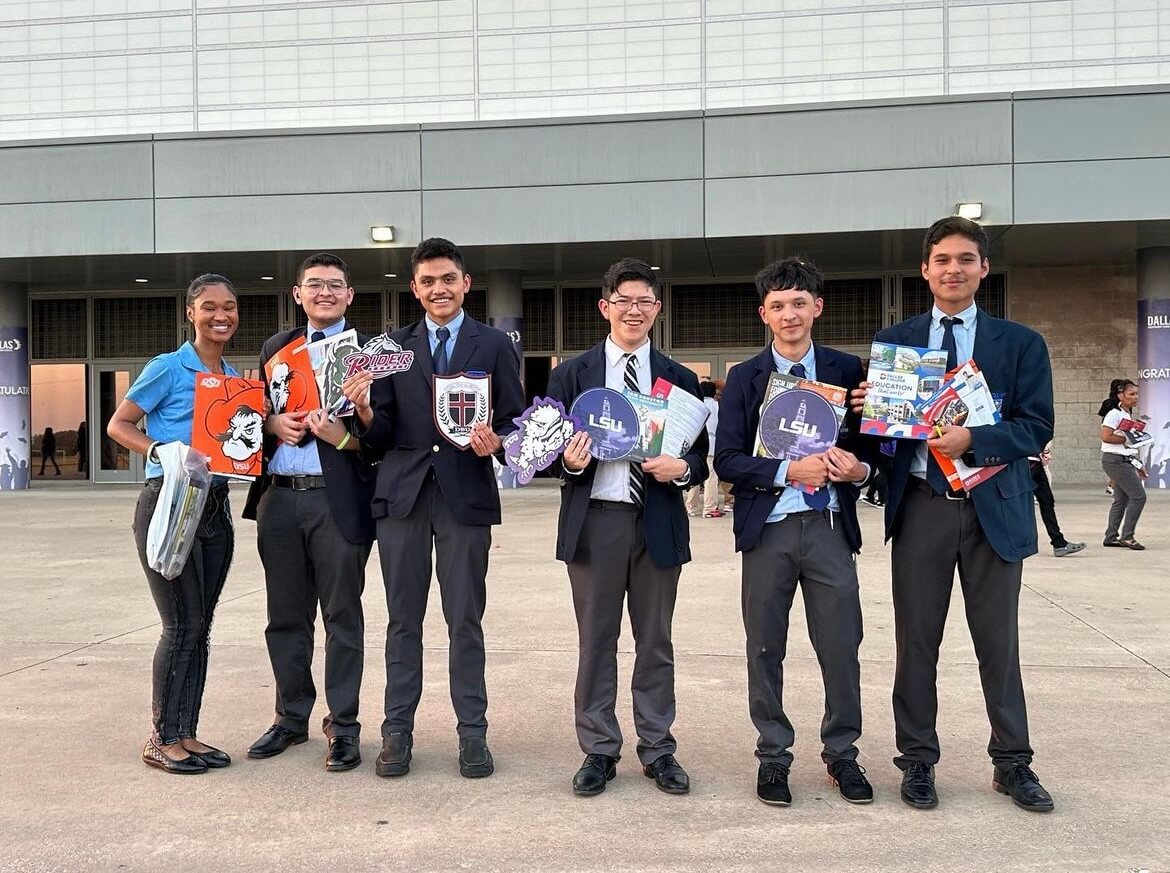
[624,353,644,507]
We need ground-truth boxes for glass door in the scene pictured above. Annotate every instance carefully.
[91,363,144,484]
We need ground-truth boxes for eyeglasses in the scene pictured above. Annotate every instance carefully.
[606,297,659,312]
[299,279,348,293]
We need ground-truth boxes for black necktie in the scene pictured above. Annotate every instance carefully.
[624,354,644,508]
[940,316,962,371]
[311,330,325,342]
[787,362,829,510]
[433,326,450,375]
[927,317,964,494]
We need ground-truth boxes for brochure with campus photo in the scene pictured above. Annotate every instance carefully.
[861,341,949,439]
[650,377,711,459]
[752,372,847,497]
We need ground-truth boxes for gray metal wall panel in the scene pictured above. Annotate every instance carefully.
[705,101,1012,178]
[1014,93,1170,163]
[423,181,704,245]
[1015,159,1170,224]
[154,132,421,197]
[422,119,703,189]
[0,142,153,204]
[705,165,1013,237]
[155,192,421,252]
[0,201,154,257]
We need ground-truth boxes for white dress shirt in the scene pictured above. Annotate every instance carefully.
[590,337,652,502]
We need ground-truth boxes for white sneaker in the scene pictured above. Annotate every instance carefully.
[1105,485,1114,495]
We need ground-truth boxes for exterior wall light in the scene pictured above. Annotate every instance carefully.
[955,202,983,221]
[370,225,395,243]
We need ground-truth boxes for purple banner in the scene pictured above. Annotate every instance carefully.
[1138,298,1170,490]
[0,326,30,491]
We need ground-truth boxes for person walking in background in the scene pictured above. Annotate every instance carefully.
[76,420,88,477]
[686,380,724,518]
[106,273,241,774]
[1098,379,1125,496]
[1029,443,1085,557]
[1100,380,1148,551]
[38,427,60,475]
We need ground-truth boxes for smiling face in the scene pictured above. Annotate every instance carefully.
[187,283,238,346]
[600,279,660,352]
[922,233,989,315]
[759,286,822,356]
[412,257,470,326]
[294,264,353,328]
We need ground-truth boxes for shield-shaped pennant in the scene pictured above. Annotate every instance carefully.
[433,372,493,450]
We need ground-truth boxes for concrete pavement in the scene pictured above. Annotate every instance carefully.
[1,482,1167,873]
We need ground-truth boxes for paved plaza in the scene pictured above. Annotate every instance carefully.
[1,482,1167,873]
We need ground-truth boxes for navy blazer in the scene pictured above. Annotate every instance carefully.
[359,315,525,527]
[545,342,709,570]
[714,343,875,555]
[877,307,1054,562]
[242,324,377,546]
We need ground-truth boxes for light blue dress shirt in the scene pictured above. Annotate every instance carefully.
[269,318,347,476]
[910,301,979,478]
[126,341,239,480]
[766,342,842,524]
[426,308,464,365]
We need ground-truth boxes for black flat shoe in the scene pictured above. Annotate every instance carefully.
[375,732,413,777]
[142,739,207,775]
[573,754,618,796]
[326,736,361,772]
[643,753,690,795]
[458,736,495,778]
[247,724,309,759]
[186,742,231,768]
[899,762,938,809]
[993,764,1054,812]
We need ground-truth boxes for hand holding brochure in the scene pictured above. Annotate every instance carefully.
[752,372,847,497]
[650,377,711,458]
[1115,417,1153,448]
[861,342,948,439]
[306,329,362,418]
[919,361,1004,491]
[621,388,668,462]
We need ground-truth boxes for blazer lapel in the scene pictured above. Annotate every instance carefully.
[406,320,433,393]
[911,312,933,348]
[580,342,607,393]
[448,315,480,376]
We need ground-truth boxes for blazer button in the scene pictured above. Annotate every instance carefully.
[432,445,440,453]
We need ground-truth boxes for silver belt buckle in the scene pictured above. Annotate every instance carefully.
[944,490,969,501]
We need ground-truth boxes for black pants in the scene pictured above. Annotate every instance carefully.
[864,469,888,504]
[891,481,1032,769]
[1029,462,1066,548]
[133,478,234,744]
[40,452,60,475]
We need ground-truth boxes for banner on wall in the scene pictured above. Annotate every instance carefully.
[1137,298,1170,490]
[0,326,30,491]
[490,316,524,371]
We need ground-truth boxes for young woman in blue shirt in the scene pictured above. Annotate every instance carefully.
[107,273,241,774]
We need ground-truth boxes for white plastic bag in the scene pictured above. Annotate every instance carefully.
[146,442,212,580]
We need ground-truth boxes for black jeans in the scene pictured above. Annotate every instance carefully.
[1029,462,1066,548]
[133,478,234,744]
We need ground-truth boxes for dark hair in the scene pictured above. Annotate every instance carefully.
[754,257,823,302]
[700,380,717,399]
[601,258,658,299]
[296,252,352,288]
[921,216,989,263]
[186,273,236,305]
[411,238,466,276]
[1098,378,1136,417]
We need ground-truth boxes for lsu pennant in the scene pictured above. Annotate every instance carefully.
[433,372,493,450]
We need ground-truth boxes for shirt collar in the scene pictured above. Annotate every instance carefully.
[178,341,218,372]
[931,301,978,329]
[425,309,465,338]
[605,336,651,369]
[771,341,815,375]
[307,317,346,338]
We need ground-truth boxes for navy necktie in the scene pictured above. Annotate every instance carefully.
[927,316,965,494]
[311,330,325,342]
[433,326,450,375]
[788,362,830,510]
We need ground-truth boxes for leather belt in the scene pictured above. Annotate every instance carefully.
[271,474,327,491]
[588,499,640,513]
[909,476,969,500]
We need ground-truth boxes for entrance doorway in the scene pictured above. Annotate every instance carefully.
[91,364,144,483]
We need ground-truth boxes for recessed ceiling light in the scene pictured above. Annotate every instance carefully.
[260,275,274,281]
[384,273,397,279]
[134,278,148,283]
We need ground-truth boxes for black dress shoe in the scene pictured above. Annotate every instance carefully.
[757,761,792,806]
[900,762,938,809]
[993,764,1054,812]
[827,759,873,804]
[458,736,495,778]
[643,753,690,795]
[573,754,618,796]
[142,739,207,775]
[187,742,231,769]
[247,724,309,759]
[325,736,361,772]
[375,732,413,777]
